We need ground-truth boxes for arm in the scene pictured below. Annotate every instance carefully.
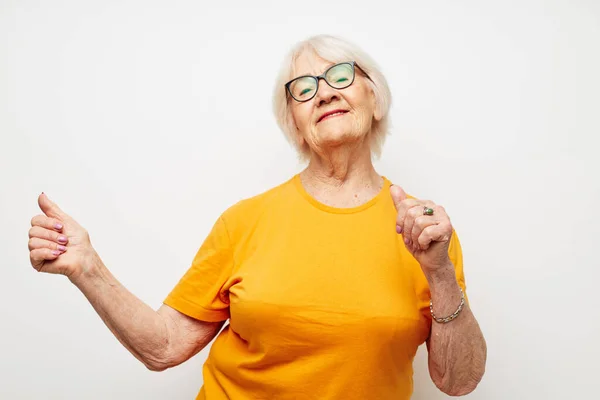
[389,186,486,395]
[72,253,224,371]
[425,264,487,396]
[28,193,223,372]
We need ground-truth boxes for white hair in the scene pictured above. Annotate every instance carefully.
[272,34,392,161]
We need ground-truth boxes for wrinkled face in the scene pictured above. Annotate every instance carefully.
[288,51,379,154]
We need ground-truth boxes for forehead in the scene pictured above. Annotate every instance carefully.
[293,50,335,77]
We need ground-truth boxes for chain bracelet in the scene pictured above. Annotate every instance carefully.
[430,288,465,324]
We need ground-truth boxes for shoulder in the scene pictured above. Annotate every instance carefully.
[219,176,295,231]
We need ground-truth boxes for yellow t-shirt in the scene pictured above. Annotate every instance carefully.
[164,174,467,400]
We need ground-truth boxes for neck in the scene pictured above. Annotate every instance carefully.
[300,139,383,208]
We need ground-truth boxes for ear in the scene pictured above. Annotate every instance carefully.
[366,84,382,122]
[289,114,303,145]
[295,131,304,146]
[373,106,383,121]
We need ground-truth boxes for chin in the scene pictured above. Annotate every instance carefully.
[315,129,363,147]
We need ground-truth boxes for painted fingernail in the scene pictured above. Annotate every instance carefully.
[396,225,402,234]
[404,237,409,244]
[54,223,63,230]
[52,250,61,256]
[57,245,67,251]
[58,235,67,243]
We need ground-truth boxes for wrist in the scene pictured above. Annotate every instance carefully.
[424,261,464,320]
[69,248,103,287]
[423,260,456,288]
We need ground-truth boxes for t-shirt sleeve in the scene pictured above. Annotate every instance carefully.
[163,215,234,322]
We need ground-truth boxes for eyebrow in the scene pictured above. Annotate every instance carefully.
[295,62,336,78]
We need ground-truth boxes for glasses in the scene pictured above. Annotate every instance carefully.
[285,61,363,103]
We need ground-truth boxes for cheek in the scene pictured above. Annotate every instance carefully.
[346,86,376,123]
[353,101,375,127]
[292,107,312,130]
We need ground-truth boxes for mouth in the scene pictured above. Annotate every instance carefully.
[317,109,349,123]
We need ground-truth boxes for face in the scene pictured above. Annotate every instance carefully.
[289,51,379,155]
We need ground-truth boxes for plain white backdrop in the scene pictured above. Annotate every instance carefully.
[1,0,599,398]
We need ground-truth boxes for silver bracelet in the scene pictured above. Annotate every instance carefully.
[430,288,465,324]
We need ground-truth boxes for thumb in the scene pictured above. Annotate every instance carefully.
[390,184,408,210]
[38,193,68,219]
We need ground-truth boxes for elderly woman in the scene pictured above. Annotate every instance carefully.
[28,35,486,399]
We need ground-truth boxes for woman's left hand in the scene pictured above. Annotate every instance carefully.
[390,185,454,275]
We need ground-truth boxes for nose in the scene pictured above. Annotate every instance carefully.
[315,78,339,106]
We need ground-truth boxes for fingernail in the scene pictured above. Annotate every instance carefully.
[58,235,67,243]
[52,250,60,256]
[54,223,63,230]
[396,225,402,234]
[404,237,409,244]
[57,245,67,251]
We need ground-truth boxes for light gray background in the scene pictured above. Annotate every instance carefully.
[1,0,599,398]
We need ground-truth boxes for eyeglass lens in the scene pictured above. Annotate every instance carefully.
[288,63,354,102]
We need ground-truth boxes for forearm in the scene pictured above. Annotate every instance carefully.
[425,265,487,396]
[70,251,170,370]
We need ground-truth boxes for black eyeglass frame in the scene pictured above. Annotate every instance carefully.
[284,61,370,103]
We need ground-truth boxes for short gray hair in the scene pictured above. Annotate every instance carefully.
[272,34,392,161]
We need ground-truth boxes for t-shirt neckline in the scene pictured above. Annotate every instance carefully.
[292,174,391,214]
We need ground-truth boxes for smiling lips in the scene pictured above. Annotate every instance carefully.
[317,109,349,123]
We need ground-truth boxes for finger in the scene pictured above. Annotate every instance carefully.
[414,204,450,249]
[28,226,69,245]
[395,199,421,233]
[38,193,68,220]
[409,201,437,247]
[403,203,430,248]
[417,224,453,250]
[407,200,441,247]
[30,248,61,271]
[411,215,441,251]
[390,185,408,211]
[28,237,67,252]
[30,214,64,231]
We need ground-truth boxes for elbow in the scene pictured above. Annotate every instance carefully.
[436,380,480,397]
[433,338,487,396]
[142,340,188,372]
[143,355,173,372]
[143,319,176,372]
[141,343,175,372]
[433,368,485,397]
[145,361,170,372]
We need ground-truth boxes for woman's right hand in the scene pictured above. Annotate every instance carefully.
[28,193,96,282]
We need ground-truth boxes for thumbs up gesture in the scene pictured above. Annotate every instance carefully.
[28,193,96,282]
[390,185,454,274]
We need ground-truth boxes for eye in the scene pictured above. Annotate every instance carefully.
[300,88,313,96]
[335,77,348,83]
